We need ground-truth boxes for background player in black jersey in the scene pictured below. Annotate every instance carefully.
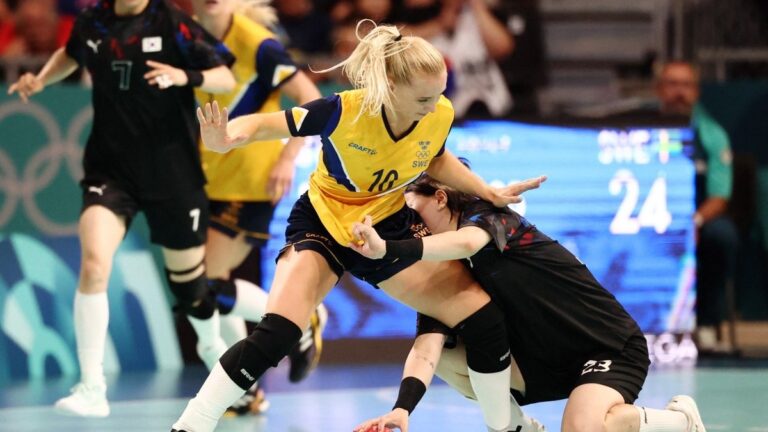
[350,174,707,432]
[8,0,235,418]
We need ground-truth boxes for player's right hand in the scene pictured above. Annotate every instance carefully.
[7,73,44,103]
[349,215,386,259]
[196,101,248,153]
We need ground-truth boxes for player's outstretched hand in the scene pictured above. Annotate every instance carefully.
[349,215,386,259]
[196,101,248,153]
[353,408,408,432]
[488,175,547,207]
[7,73,43,103]
[144,60,187,89]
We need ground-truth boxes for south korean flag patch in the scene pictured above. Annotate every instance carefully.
[142,36,162,53]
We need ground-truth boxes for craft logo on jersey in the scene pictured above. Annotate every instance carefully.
[412,140,431,168]
[142,36,162,53]
[348,142,377,156]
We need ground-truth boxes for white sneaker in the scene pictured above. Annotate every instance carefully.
[54,382,110,417]
[197,337,228,370]
[666,395,706,432]
[530,418,547,432]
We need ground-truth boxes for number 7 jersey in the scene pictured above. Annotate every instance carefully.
[285,89,454,245]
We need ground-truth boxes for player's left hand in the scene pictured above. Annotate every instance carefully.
[488,175,547,207]
[353,408,409,432]
[267,157,295,205]
[349,215,386,259]
[144,60,187,89]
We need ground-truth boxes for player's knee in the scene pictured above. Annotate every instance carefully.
[80,254,110,288]
[456,302,510,373]
[208,278,237,315]
[167,263,215,319]
[562,414,606,432]
[219,313,303,389]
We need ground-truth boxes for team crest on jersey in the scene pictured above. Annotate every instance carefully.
[272,64,297,87]
[415,140,431,159]
[291,107,309,131]
[142,36,162,52]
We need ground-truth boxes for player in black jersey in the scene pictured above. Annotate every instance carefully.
[351,174,707,432]
[8,0,235,418]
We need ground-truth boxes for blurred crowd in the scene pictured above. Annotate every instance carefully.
[0,0,548,116]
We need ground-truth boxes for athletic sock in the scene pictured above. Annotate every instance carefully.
[74,291,109,387]
[636,406,690,431]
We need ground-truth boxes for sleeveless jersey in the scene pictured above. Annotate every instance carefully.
[195,13,298,201]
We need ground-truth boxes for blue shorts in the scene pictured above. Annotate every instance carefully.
[209,200,275,247]
[281,193,429,287]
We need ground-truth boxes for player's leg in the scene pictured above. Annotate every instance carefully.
[379,260,514,432]
[436,341,541,432]
[171,246,338,432]
[54,183,131,418]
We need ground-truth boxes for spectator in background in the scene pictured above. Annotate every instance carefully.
[1,0,74,58]
[331,0,392,24]
[656,61,738,354]
[0,0,14,54]
[274,0,334,56]
[425,0,515,118]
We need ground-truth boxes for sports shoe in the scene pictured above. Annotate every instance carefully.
[54,382,110,417]
[666,395,706,432]
[287,303,328,383]
[529,418,547,432]
[224,383,270,417]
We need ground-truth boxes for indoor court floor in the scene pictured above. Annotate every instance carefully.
[1,361,767,431]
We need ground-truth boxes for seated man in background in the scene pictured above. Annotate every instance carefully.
[656,60,738,354]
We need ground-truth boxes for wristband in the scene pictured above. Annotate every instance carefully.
[184,70,204,87]
[392,376,427,414]
[384,238,424,260]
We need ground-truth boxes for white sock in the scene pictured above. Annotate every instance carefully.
[172,363,247,432]
[74,291,109,387]
[508,394,537,432]
[229,279,268,322]
[637,406,689,431]
[188,309,222,348]
[469,365,513,431]
[219,314,248,347]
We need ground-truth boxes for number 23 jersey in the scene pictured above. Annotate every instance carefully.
[285,89,453,245]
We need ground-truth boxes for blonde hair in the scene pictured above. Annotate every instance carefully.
[318,20,446,118]
[236,0,277,28]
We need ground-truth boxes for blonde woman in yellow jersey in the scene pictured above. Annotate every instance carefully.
[172,21,545,432]
[191,0,328,414]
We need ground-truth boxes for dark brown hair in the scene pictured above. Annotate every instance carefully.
[405,174,477,219]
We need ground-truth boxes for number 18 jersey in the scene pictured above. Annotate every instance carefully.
[285,89,453,245]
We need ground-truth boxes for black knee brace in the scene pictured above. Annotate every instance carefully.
[209,278,237,315]
[219,313,303,389]
[166,262,215,320]
[455,302,511,373]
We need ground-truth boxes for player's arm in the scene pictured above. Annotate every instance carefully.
[426,150,546,207]
[351,215,491,261]
[353,332,446,432]
[267,71,323,203]
[144,61,235,93]
[196,101,290,153]
[198,64,236,93]
[7,47,78,102]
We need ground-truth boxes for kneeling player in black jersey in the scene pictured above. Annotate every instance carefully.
[350,174,706,432]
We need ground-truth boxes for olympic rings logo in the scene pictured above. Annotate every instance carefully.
[0,100,91,235]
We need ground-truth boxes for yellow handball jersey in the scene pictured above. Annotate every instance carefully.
[285,90,454,245]
[195,13,298,201]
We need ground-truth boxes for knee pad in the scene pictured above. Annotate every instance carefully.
[219,313,302,389]
[166,262,215,319]
[455,302,510,373]
[209,278,237,315]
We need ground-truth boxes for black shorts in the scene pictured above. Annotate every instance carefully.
[512,330,650,405]
[280,193,428,287]
[81,178,208,249]
[209,200,275,247]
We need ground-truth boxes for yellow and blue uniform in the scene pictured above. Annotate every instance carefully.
[194,13,298,243]
[281,90,454,285]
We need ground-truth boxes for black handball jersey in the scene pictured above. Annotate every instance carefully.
[66,0,234,198]
[417,200,642,400]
